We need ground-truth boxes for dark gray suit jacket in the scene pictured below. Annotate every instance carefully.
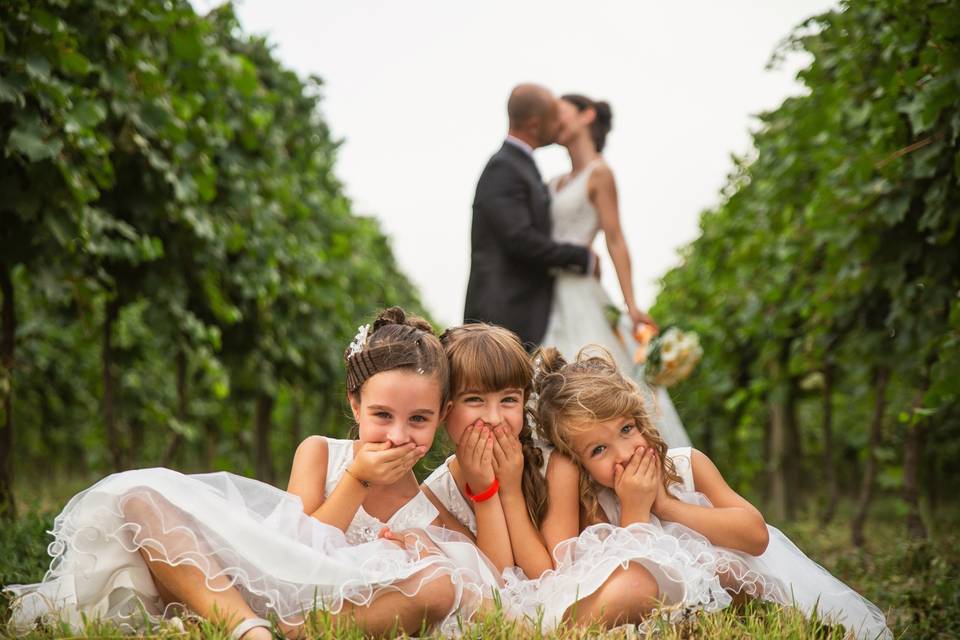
[463,142,590,348]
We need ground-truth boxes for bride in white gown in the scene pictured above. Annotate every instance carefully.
[541,94,691,448]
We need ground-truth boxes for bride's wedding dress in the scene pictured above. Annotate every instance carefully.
[542,160,692,448]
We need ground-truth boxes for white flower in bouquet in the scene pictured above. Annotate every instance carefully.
[645,327,703,388]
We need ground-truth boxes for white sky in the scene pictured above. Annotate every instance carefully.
[201,0,837,327]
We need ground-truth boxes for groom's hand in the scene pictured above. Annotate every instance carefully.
[589,249,601,279]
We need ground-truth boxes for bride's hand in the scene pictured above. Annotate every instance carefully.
[628,306,658,336]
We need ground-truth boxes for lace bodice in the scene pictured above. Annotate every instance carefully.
[323,438,439,544]
[422,456,477,536]
[597,446,694,526]
[548,160,602,245]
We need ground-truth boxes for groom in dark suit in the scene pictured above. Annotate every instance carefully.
[464,84,596,349]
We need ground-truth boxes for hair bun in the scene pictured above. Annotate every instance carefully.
[593,101,612,129]
[532,346,566,394]
[372,306,434,335]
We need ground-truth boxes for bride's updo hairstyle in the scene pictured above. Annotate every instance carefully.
[440,323,548,525]
[532,346,680,524]
[345,306,449,406]
[561,94,613,152]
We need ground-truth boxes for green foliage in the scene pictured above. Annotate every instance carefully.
[0,0,429,486]
[651,0,960,514]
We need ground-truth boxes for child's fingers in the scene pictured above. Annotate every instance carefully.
[460,423,477,450]
[459,423,473,443]
[480,434,493,465]
[625,448,643,475]
[638,448,654,475]
[469,426,486,460]
[614,462,624,487]
[491,434,507,463]
[400,447,421,468]
[376,442,416,463]
[503,429,522,455]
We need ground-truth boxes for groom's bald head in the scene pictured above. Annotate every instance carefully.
[507,84,559,148]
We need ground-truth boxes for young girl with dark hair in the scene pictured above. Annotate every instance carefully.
[8,307,496,638]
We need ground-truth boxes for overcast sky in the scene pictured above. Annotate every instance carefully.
[202,0,838,326]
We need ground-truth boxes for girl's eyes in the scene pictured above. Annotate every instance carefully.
[591,445,606,457]
[372,412,429,424]
[462,394,521,404]
[620,423,635,435]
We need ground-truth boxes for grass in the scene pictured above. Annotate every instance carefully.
[1,493,957,639]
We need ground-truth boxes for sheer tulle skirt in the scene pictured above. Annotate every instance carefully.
[6,468,495,636]
[500,519,732,629]
[502,485,890,638]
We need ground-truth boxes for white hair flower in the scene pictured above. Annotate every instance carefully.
[347,324,370,359]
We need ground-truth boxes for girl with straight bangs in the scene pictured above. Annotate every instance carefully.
[513,346,891,640]
[422,325,705,633]
[420,323,553,578]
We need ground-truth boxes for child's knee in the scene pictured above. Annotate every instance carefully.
[415,573,457,623]
[612,564,658,598]
[600,564,660,621]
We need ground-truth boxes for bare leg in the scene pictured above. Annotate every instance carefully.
[562,563,660,627]
[313,530,460,637]
[123,494,273,640]
[325,570,457,637]
[126,499,457,639]
[139,548,273,640]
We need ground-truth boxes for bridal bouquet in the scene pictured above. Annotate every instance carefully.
[640,327,703,387]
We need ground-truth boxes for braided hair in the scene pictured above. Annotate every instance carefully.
[440,324,548,526]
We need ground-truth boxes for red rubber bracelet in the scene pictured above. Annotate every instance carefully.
[465,478,500,503]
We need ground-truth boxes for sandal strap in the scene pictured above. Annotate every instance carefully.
[231,617,272,639]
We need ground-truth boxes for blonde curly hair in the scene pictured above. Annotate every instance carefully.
[532,345,681,524]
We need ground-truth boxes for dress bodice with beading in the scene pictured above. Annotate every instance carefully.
[323,438,439,544]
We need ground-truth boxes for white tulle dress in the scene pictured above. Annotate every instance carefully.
[542,161,691,448]
[422,448,730,630]
[425,445,891,639]
[533,445,891,638]
[6,438,499,636]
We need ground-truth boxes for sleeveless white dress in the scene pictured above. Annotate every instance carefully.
[542,161,692,449]
[7,438,498,636]
[426,445,891,639]
[587,448,890,640]
[423,448,732,630]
